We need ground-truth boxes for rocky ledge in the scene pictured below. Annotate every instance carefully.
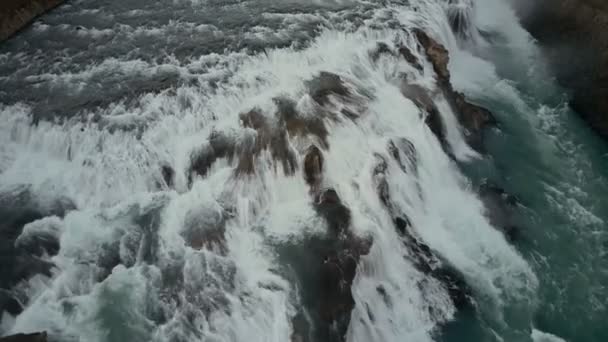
[0,0,65,42]
[511,0,608,139]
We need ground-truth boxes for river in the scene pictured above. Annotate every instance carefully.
[0,0,606,341]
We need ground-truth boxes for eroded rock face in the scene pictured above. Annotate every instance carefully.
[413,28,495,151]
[0,0,65,42]
[510,0,608,139]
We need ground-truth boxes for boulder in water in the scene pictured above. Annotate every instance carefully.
[314,188,351,235]
[478,182,521,241]
[306,72,350,106]
[303,145,324,192]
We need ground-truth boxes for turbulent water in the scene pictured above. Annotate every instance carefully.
[0,0,607,341]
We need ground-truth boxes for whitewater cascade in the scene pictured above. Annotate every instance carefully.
[0,0,551,341]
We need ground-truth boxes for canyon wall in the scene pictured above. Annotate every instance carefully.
[511,0,608,138]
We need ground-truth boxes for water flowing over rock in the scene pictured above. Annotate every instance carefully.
[0,187,74,316]
[414,28,496,151]
[2,0,589,341]
[479,182,521,241]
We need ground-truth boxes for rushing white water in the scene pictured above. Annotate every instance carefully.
[0,0,542,341]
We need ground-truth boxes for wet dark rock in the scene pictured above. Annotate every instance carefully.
[398,45,423,71]
[413,28,495,151]
[188,131,237,182]
[370,42,423,71]
[449,91,496,151]
[446,0,474,41]
[240,108,298,176]
[414,28,451,81]
[288,181,372,342]
[371,158,472,309]
[0,188,74,314]
[387,138,418,173]
[0,332,47,342]
[307,72,350,106]
[314,189,351,235]
[376,285,392,307]
[161,165,174,188]
[0,0,65,42]
[400,82,448,150]
[182,207,228,255]
[15,229,60,258]
[478,182,521,241]
[275,98,330,148]
[303,145,324,191]
[432,266,471,309]
[0,289,23,316]
[370,42,393,61]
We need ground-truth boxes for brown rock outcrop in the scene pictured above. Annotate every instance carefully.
[0,0,64,42]
[413,28,496,151]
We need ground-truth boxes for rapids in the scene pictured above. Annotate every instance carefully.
[0,1,606,342]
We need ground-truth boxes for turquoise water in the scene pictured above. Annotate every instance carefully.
[459,39,608,342]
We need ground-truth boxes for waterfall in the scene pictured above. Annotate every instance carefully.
[0,1,543,341]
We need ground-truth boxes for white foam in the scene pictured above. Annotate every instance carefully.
[531,329,568,342]
[1,0,541,340]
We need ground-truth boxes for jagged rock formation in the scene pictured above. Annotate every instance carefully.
[0,0,65,42]
[511,0,608,139]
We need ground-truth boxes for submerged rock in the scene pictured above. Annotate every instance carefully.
[188,131,237,183]
[275,97,330,148]
[161,165,174,188]
[0,187,74,315]
[478,182,521,241]
[303,145,324,192]
[306,72,350,106]
[314,189,352,235]
[400,81,448,151]
[370,42,423,71]
[398,45,423,71]
[182,206,228,255]
[371,154,472,309]
[0,332,47,342]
